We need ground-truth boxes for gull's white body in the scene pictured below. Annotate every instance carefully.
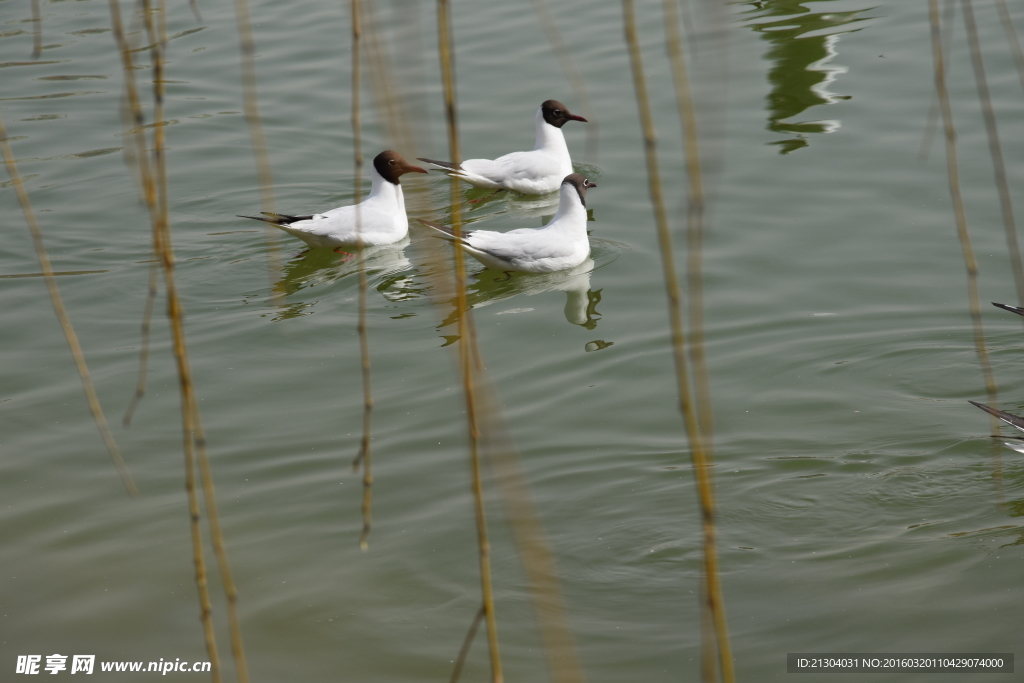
[438,180,591,273]
[440,108,575,195]
[274,165,409,249]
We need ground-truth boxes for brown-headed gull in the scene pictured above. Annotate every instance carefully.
[239,150,427,249]
[418,100,587,195]
[419,173,596,273]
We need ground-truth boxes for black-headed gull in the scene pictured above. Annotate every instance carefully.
[239,150,427,249]
[418,100,587,195]
[419,173,596,273]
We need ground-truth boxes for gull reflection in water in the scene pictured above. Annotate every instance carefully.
[438,256,605,335]
[269,238,416,320]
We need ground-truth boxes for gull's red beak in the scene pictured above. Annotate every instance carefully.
[569,114,589,123]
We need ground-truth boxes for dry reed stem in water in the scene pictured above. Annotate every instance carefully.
[665,0,713,443]
[929,0,1004,487]
[436,2,502,680]
[191,406,251,683]
[0,113,139,497]
[134,0,222,674]
[152,0,249,676]
[919,0,958,162]
[962,0,1024,310]
[474,378,587,683]
[664,0,734,676]
[623,1,732,680]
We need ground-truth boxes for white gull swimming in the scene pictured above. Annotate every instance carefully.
[418,99,587,196]
[239,150,427,249]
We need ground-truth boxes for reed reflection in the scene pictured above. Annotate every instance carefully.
[742,0,871,153]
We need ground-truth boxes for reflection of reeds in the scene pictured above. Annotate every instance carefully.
[0,112,139,497]
[528,0,599,159]
[115,0,160,428]
[349,0,375,552]
[962,0,1024,310]
[928,0,1002,478]
[449,605,485,683]
[623,2,732,680]
[435,3,503,680]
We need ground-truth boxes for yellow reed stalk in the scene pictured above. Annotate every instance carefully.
[127,0,222,675]
[623,1,732,680]
[962,0,1024,309]
[191,408,250,683]
[665,0,713,442]
[473,379,587,683]
[0,113,138,498]
[436,2,502,680]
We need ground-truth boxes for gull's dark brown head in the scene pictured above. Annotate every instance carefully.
[541,100,588,128]
[562,173,596,207]
[373,150,428,185]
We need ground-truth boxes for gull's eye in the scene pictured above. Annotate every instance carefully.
[553,109,561,115]
[389,159,395,165]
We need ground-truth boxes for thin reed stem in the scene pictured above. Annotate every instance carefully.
[929,0,1003,486]
[436,2,502,680]
[349,0,375,552]
[231,0,281,296]
[475,380,586,683]
[0,113,138,498]
[665,0,713,443]
[994,0,1024,96]
[919,0,957,162]
[623,1,732,680]
[528,0,598,159]
[962,0,1024,311]
[31,0,42,58]
[137,0,222,674]
[362,1,416,155]
[449,605,486,683]
[191,406,250,683]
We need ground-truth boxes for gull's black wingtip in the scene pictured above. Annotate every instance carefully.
[993,302,1024,316]
[970,400,1024,433]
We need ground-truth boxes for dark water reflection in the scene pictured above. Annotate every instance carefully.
[742,0,876,153]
